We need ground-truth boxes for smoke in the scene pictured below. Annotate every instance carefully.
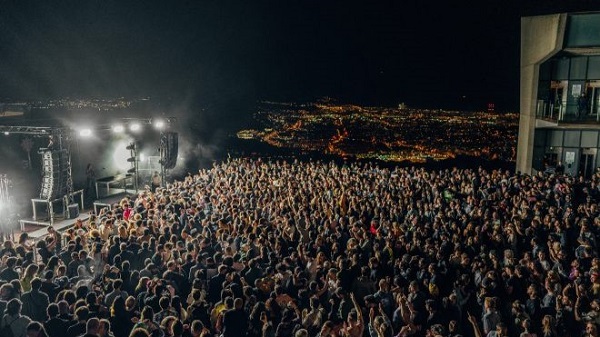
[169,113,229,175]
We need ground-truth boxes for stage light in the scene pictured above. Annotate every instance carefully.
[127,157,136,163]
[130,123,141,132]
[112,124,125,133]
[79,128,92,137]
[3,132,8,136]
[111,140,133,172]
[126,143,136,150]
[127,168,136,174]
[153,119,166,130]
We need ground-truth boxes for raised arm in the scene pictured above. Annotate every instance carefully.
[467,311,483,337]
[350,292,363,324]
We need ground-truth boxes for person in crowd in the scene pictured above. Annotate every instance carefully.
[21,278,49,323]
[25,321,49,337]
[81,317,101,337]
[43,303,68,337]
[0,298,31,337]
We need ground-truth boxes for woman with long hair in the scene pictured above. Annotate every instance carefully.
[20,264,39,293]
[45,256,61,274]
[17,233,33,253]
[132,306,162,337]
[540,315,557,337]
[110,296,134,337]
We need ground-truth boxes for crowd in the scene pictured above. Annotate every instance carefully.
[0,157,599,337]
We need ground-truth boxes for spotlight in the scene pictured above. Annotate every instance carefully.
[126,143,136,150]
[127,157,136,163]
[112,124,125,133]
[127,168,136,174]
[153,119,166,130]
[79,128,92,137]
[111,140,133,171]
[130,123,141,132]
[3,132,8,136]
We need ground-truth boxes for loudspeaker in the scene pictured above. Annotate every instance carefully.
[39,150,69,200]
[66,204,79,219]
[160,132,178,169]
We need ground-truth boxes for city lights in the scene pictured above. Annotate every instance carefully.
[238,101,518,164]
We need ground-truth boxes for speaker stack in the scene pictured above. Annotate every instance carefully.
[40,149,69,200]
[160,132,179,169]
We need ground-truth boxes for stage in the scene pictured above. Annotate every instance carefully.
[17,188,139,240]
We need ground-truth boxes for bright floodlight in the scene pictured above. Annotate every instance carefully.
[3,132,8,136]
[112,140,133,171]
[130,123,141,132]
[153,119,166,130]
[79,128,92,137]
[112,124,125,133]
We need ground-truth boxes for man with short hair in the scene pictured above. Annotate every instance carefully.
[153,296,175,323]
[98,318,114,337]
[67,306,89,337]
[80,317,101,337]
[0,257,19,282]
[44,303,68,337]
[222,298,248,337]
[0,283,14,314]
[208,265,228,304]
[21,277,50,322]
[67,252,83,278]
[104,279,127,307]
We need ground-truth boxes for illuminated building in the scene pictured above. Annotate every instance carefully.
[517,12,600,177]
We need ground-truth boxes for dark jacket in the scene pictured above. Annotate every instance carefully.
[21,290,50,322]
[45,317,69,337]
[222,308,249,337]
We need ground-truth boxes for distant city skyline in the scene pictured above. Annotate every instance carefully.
[1,1,598,116]
[235,100,518,164]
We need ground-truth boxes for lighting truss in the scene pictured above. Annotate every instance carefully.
[0,125,62,136]
[0,117,176,136]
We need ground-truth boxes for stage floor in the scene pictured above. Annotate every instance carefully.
[15,189,140,240]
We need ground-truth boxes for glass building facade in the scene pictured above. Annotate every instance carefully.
[521,12,600,177]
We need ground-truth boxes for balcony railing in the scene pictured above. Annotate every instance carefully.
[536,99,600,124]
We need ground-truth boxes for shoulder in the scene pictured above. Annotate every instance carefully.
[17,315,31,324]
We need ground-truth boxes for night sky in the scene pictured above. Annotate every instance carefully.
[0,1,599,113]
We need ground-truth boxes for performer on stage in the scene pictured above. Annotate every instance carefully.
[47,135,55,150]
[151,171,162,192]
[85,163,97,205]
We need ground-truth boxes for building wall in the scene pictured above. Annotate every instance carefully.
[517,14,566,174]
[534,128,600,177]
